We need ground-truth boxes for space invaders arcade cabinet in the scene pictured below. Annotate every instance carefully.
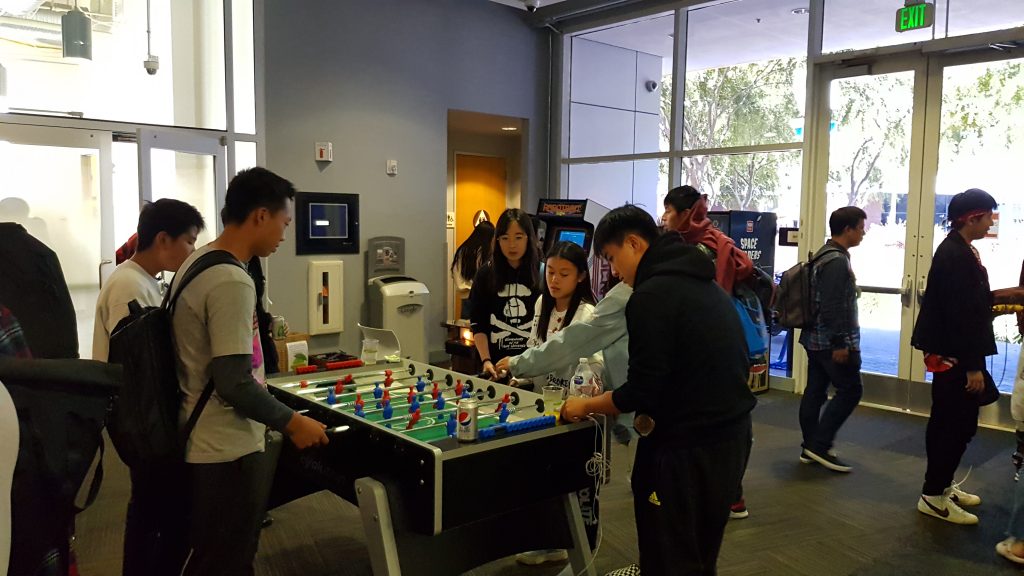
[532,198,610,300]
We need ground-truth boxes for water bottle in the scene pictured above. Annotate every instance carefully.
[570,358,591,397]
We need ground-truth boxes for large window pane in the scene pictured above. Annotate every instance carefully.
[825,0,1024,55]
[236,141,258,173]
[0,0,226,129]
[684,0,807,149]
[151,150,217,246]
[825,72,915,290]
[568,158,668,219]
[569,12,674,157]
[232,0,257,134]
[681,150,801,377]
[824,0,935,53]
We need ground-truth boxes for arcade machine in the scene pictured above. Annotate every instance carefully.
[708,210,778,393]
[532,198,610,299]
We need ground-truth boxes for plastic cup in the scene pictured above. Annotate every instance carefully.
[361,338,379,365]
[543,385,564,415]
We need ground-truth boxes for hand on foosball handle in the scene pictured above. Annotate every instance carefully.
[560,397,588,423]
[284,413,330,449]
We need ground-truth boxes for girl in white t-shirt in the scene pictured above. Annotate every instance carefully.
[525,241,601,391]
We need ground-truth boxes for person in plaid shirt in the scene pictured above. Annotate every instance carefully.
[0,303,31,359]
[798,206,866,473]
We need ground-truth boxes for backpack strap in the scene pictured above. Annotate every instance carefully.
[164,250,247,449]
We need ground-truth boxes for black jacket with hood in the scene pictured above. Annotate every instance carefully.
[611,233,756,442]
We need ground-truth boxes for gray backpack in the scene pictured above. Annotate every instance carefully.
[773,248,842,329]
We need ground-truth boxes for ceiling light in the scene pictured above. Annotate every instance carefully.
[501,126,518,131]
[62,5,92,61]
[791,7,809,15]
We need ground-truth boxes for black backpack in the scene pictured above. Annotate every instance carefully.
[773,247,842,330]
[107,250,244,467]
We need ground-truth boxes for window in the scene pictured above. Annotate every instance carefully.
[569,13,674,158]
[824,0,1024,55]
[0,0,227,129]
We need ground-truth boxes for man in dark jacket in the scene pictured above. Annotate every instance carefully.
[912,188,998,526]
[562,205,755,576]
[798,206,866,473]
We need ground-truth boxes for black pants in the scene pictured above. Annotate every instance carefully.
[631,416,752,576]
[123,463,189,576]
[923,367,980,496]
[181,449,275,576]
[800,349,863,454]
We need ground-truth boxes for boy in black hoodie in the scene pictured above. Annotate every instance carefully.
[562,205,755,576]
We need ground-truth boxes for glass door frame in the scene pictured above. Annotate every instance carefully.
[137,128,229,236]
[802,37,1024,430]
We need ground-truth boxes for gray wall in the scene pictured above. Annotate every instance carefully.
[264,0,551,360]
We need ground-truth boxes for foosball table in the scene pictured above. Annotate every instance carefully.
[266,360,599,576]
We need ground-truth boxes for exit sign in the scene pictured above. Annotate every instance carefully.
[896,1,935,32]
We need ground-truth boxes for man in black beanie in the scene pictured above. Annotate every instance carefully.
[912,188,998,525]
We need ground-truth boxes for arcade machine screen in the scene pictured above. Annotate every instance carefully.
[556,229,586,248]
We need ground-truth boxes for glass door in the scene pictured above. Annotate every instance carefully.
[137,129,228,250]
[0,124,113,359]
[813,57,928,410]
[810,47,1024,428]
[917,51,1024,428]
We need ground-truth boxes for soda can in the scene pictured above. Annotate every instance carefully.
[456,398,479,442]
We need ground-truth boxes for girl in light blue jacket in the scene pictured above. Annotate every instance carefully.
[497,279,635,445]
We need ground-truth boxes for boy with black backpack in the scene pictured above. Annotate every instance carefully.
[798,206,866,473]
[94,199,204,576]
[172,168,329,575]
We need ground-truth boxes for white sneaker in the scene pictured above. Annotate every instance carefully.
[917,494,979,525]
[946,483,981,507]
[997,537,1024,565]
[515,549,568,565]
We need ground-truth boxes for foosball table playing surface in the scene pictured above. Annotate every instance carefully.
[266,360,600,576]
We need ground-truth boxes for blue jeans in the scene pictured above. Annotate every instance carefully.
[1009,474,1024,539]
[800,349,863,454]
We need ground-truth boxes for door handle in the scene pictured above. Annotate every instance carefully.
[917,276,927,305]
[900,276,913,308]
[98,259,113,288]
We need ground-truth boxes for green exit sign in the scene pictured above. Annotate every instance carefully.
[896,1,935,32]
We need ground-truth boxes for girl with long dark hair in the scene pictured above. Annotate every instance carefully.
[468,209,541,379]
[451,221,494,320]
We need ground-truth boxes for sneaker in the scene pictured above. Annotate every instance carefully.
[729,499,749,520]
[515,549,568,565]
[917,494,979,525]
[947,483,981,507]
[997,538,1024,565]
[604,565,641,576]
[802,448,852,472]
[799,451,813,464]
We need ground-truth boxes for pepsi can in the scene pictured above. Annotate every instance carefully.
[457,398,479,442]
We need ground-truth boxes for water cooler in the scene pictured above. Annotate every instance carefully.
[365,236,429,362]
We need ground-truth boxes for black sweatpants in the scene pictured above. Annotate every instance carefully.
[631,416,752,576]
[923,367,980,496]
[181,449,275,576]
[123,463,190,576]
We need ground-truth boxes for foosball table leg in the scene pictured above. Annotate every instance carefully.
[559,492,596,576]
[356,477,403,576]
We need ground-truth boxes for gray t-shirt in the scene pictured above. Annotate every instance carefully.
[172,246,270,464]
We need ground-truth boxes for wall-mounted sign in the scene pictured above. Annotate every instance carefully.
[896,1,934,33]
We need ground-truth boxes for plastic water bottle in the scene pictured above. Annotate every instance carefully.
[570,358,592,397]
